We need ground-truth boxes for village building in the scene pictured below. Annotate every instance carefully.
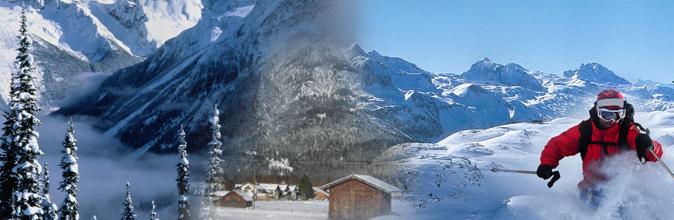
[320,174,401,220]
[236,182,299,200]
[212,190,253,208]
[313,188,330,201]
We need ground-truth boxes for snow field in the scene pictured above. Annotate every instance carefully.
[382,110,674,219]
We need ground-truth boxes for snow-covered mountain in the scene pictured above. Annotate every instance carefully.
[351,46,674,144]
[563,63,630,86]
[463,57,546,91]
[57,0,408,180]
[0,0,201,107]
[55,1,674,180]
[375,109,674,219]
[59,3,674,160]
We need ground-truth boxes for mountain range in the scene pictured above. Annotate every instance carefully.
[2,0,674,179]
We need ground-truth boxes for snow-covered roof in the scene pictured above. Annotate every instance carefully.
[320,174,400,193]
[313,188,329,196]
[213,190,253,202]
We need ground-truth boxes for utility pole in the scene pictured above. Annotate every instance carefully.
[252,169,256,210]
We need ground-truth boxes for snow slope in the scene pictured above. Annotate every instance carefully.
[376,109,674,219]
[0,0,201,107]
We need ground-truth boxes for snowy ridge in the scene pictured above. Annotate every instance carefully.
[564,63,631,86]
[0,0,201,107]
[351,48,674,144]
[376,109,674,219]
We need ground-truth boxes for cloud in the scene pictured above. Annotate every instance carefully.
[59,72,111,109]
[36,115,201,219]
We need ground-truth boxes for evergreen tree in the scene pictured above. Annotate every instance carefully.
[176,127,190,220]
[201,105,224,220]
[0,6,25,216]
[205,105,224,194]
[59,120,79,220]
[6,7,46,220]
[149,200,158,220]
[41,162,58,220]
[92,215,97,220]
[121,182,136,220]
[297,174,315,200]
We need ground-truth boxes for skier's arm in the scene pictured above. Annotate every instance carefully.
[628,125,664,162]
[647,141,664,161]
[540,125,581,168]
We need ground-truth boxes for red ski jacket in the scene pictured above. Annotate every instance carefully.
[540,120,663,190]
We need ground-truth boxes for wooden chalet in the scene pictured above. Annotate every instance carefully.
[320,174,401,220]
[212,191,253,208]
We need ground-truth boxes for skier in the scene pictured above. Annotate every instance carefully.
[536,89,664,207]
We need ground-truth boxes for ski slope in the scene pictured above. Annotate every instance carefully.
[379,109,674,220]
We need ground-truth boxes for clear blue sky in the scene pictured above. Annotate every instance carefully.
[357,0,674,83]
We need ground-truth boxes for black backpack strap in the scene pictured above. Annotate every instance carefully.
[578,120,593,160]
[618,120,631,150]
[618,101,636,150]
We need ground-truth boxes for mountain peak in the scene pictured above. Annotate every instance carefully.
[463,59,544,91]
[348,43,366,57]
[563,63,630,85]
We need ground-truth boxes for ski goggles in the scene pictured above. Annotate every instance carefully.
[597,107,626,122]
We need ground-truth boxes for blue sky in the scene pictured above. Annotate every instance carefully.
[357,0,674,83]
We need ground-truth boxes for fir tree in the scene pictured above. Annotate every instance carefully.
[41,162,58,220]
[6,7,46,220]
[205,105,224,194]
[121,182,136,220]
[297,174,315,200]
[149,200,158,220]
[201,106,224,220]
[0,6,25,215]
[176,127,190,220]
[59,120,79,220]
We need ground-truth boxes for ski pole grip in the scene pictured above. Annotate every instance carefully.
[547,171,560,188]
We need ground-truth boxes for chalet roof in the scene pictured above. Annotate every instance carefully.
[314,188,330,196]
[320,174,401,194]
[213,190,253,202]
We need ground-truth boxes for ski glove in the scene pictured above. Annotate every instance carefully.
[636,133,654,164]
[536,165,554,179]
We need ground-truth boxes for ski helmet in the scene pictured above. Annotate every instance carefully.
[595,89,626,123]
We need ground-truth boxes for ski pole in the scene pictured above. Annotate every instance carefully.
[648,148,674,179]
[491,168,561,188]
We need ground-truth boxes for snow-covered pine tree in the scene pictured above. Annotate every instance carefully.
[201,106,224,220]
[176,126,191,220]
[0,5,30,218]
[205,105,224,194]
[0,10,29,217]
[121,182,136,220]
[41,162,58,220]
[59,120,79,220]
[92,215,97,220]
[149,200,158,220]
[7,7,47,220]
[200,105,224,219]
